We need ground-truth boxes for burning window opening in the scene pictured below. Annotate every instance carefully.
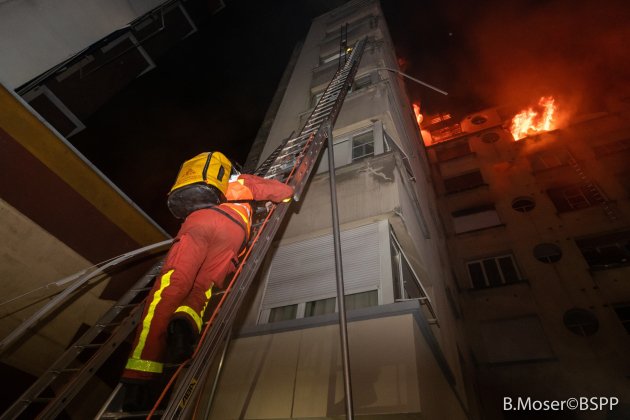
[413,102,423,126]
[510,96,557,141]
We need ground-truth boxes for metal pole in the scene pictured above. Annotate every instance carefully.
[375,67,449,96]
[326,124,354,419]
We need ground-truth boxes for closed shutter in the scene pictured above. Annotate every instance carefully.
[262,222,382,309]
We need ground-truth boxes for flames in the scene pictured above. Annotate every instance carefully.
[510,96,557,140]
[413,102,423,126]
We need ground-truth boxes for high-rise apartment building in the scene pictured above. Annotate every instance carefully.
[421,99,630,419]
[207,1,475,418]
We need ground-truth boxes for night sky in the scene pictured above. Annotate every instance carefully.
[70,0,630,236]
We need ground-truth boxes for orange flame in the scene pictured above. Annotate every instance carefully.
[510,96,557,141]
[413,102,423,127]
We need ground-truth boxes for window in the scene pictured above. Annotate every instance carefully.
[452,205,502,234]
[345,290,378,311]
[563,308,599,336]
[612,304,630,334]
[351,74,372,92]
[576,230,630,269]
[467,254,521,289]
[443,170,484,193]
[430,123,462,143]
[391,240,428,301]
[533,243,563,263]
[529,149,570,171]
[391,230,437,320]
[268,304,298,323]
[435,141,472,162]
[305,297,335,317]
[547,184,605,212]
[303,291,378,318]
[592,138,630,157]
[259,222,384,324]
[351,131,374,161]
[320,51,343,65]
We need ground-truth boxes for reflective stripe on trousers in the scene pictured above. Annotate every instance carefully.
[124,269,174,374]
[174,284,213,332]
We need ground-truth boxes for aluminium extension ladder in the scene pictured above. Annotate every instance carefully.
[1,36,367,420]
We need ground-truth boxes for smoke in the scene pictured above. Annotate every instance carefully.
[449,0,630,115]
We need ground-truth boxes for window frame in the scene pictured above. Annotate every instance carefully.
[390,229,437,321]
[529,149,570,172]
[452,205,503,234]
[435,140,473,162]
[547,183,605,212]
[443,170,485,194]
[576,230,630,270]
[351,130,375,162]
[466,253,522,289]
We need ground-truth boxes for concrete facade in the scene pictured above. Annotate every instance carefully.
[209,1,476,418]
[423,101,630,418]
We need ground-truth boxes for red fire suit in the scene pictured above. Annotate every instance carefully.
[123,174,293,380]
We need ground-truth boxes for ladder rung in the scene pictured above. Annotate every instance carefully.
[48,367,80,375]
[130,286,153,292]
[74,343,104,349]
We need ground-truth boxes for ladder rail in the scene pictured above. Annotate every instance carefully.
[160,36,367,419]
[0,240,173,356]
[0,256,167,419]
[566,152,617,221]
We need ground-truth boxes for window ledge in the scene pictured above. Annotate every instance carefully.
[467,279,529,293]
[454,223,506,236]
[555,200,617,215]
[588,262,630,272]
[530,164,571,174]
[437,151,477,164]
[444,183,489,196]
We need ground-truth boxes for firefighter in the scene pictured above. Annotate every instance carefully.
[121,153,293,411]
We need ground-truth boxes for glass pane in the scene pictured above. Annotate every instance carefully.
[305,297,336,317]
[498,256,519,283]
[401,257,423,298]
[468,262,486,288]
[345,290,378,311]
[352,131,374,160]
[391,247,403,300]
[482,259,502,286]
[268,304,297,323]
[444,171,484,193]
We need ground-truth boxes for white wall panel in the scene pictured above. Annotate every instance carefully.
[262,221,385,309]
[0,0,166,88]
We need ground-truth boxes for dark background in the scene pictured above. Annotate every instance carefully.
[69,0,630,236]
